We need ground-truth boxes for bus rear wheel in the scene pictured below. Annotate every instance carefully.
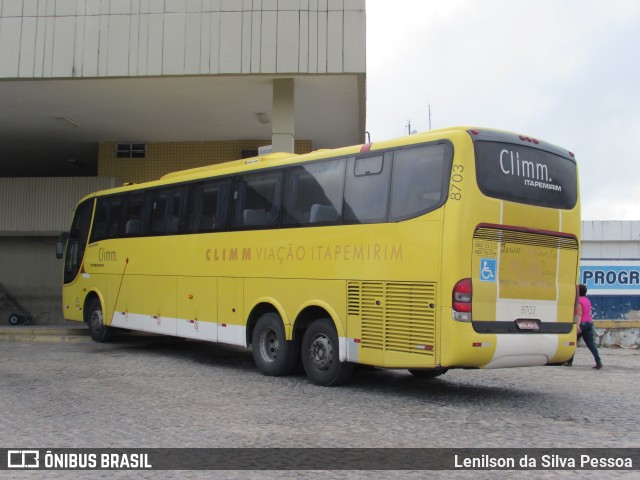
[302,318,353,386]
[252,312,299,376]
[87,298,114,343]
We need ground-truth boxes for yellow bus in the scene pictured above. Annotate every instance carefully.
[57,127,581,386]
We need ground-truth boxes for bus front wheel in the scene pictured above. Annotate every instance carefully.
[302,318,353,386]
[252,312,299,376]
[87,298,114,343]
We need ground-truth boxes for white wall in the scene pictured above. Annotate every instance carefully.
[0,177,119,235]
[0,236,64,324]
[0,0,366,78]
[582,221,640,258]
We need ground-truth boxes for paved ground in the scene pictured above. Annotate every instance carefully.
[1,334,638,479]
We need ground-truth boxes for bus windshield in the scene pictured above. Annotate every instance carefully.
[474,141,577,209]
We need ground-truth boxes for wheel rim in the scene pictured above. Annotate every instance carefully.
[91,308,103,331]
[309,334,333,371]
[259,328,279,363]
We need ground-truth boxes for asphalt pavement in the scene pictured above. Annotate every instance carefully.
[1,329,638,479]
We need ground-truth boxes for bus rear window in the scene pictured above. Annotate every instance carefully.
[474,141,577,209]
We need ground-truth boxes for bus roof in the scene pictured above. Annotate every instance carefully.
[81,126,574,202]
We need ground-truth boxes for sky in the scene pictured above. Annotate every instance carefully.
[365,0,640,220]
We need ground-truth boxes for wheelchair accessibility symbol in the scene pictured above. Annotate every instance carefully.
[480,258,497,282]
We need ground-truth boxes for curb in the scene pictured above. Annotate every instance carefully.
[0,325,160,343]
[0,325,90,343]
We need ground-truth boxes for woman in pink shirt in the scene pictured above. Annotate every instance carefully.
[566,284,602,369]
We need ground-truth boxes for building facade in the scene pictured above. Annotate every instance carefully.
[581,221,640,322]
[0,0,366,324]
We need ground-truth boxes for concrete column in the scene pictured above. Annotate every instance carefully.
[272,78,295,153]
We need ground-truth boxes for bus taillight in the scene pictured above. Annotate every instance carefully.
[452,278,472,322]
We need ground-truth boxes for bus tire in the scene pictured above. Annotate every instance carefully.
[87,298,114,343]
[252,312,299,376]
[302,318,353,386]
[408,368,448,379]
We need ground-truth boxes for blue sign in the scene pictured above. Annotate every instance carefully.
[480,258,497,282]
[580,262,640,294]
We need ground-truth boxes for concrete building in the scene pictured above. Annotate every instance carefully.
[0,0,366,324]
[580,221,640,347]
[581,221,640,321]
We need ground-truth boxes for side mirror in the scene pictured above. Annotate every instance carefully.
[56,232,69,259]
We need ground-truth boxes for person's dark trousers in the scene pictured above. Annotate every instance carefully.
[580,321,602,367]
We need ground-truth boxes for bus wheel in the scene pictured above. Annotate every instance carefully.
[87,298,114,343]
[302,318,353,386]
[408,368,448,379]
[252,312,299,376]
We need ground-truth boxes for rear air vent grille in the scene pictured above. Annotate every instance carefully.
[347,281,436,356]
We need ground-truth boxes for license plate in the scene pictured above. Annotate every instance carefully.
[516,319,540,330]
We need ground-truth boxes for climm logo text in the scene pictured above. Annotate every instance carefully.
[499,149,550,181]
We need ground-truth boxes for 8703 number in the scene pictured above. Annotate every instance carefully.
[521,305,536,315]
[450,165,464,200]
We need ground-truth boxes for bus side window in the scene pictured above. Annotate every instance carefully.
[283,158,345,227]
[149,192,168,234]
[91,195,125,241]
[167,188,188,233]
[389,144,451,221]
[233,171,283,228]
[124,192,147,236]
[150,187,189,235]
[90,200,109,242]
[343,154,390,224]
[91,222,107,242]
[106,197,125,237]
[190,180,231,232]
